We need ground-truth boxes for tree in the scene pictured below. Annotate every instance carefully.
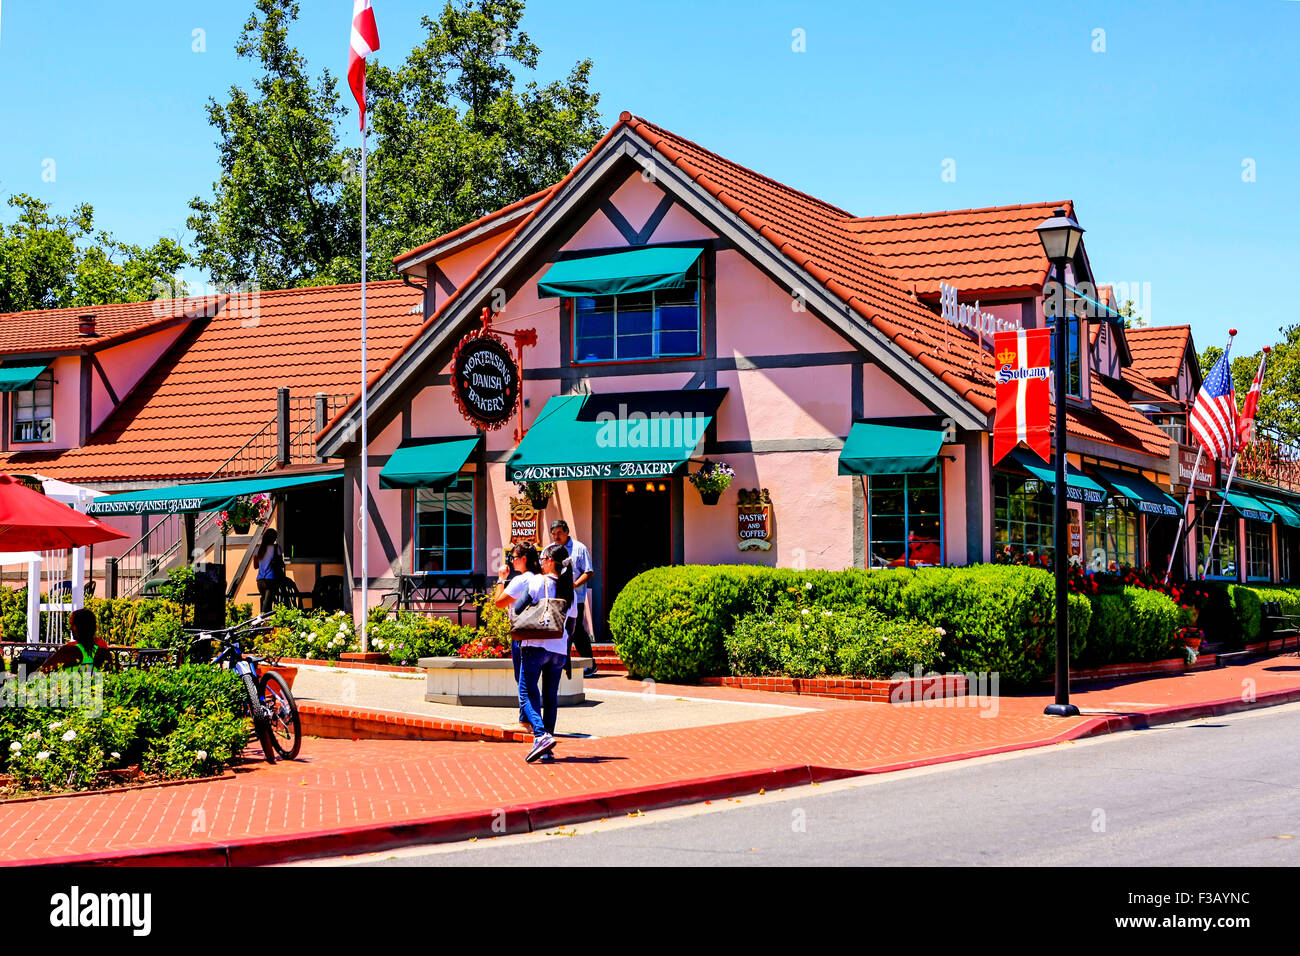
[0,194,187,313]
[189,0,603,288]
[1200,329,1300,447]
[187,0,356,289]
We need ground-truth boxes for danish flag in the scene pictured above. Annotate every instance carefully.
[1237,348,1269,445]
[992,328,1052,465]
[348,0,380,131]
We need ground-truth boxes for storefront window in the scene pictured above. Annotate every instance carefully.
[414,478,474,573]
[572,265,701,363]
[1197,506,1237,579]
[12,370,54,443]
[1245,521,1273,581]
[867,473,941,567]
[1084,499,1138,571]
[1049,316,1082,399]
[994,473,1055,564]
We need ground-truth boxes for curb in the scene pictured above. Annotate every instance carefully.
[12,684,1300,868]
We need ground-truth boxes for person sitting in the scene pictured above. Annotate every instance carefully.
[40,608,114,674]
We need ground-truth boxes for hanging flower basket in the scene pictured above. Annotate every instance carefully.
[217,494,272,536]
[515,480,556,511]
[689,459,735,506]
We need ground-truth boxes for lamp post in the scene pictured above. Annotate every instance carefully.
[1035,208,1085,718]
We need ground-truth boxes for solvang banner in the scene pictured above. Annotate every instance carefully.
[992,328,1052,465]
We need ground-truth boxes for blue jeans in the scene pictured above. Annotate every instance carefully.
[511,640,524,722]
[518,646,566,737]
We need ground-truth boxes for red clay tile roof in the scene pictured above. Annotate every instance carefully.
[1126,325,1193,383]
[0,281,422,483]
[1067,372,1175,458]
[846,202,1068,300]
[393,187,556,268]
[0,296,224,357]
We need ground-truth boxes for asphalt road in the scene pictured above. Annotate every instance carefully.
[311,703,1300,867]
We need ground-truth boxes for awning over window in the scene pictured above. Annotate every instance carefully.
[506,388,726,482]
[1090,466,1181,517]
[1004,449,1108,504]
[1220,490,1276,523]
[379,437,479,490]
[536,246,703,298]
[0,364,49,392]
[1262,497,1300,529]
[838,423,945,475]
[85,472,341,517]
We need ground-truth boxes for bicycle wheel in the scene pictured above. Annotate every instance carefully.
[259,670,302,760]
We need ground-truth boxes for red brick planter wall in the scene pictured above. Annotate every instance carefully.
[297,703,529,743]
[699,674,969,703]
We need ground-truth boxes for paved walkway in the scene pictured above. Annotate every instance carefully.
[2,654,1297,865]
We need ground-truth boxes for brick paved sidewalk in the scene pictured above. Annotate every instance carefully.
[2,655,1297,866]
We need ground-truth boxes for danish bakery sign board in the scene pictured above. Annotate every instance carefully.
[992,328,1052,465]
[452,331,520,431]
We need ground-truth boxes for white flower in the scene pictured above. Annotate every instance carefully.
[801,608,810,616]
[8,742,20,753]
[804,582,813,591]
[196,750,208,761]
[36,751,50,761]
[48,721,62,731]
[110,752,121,759]
[61,730,76,742]
[822,610,832,617]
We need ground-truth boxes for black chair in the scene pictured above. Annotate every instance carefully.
[269,578,302,611]
[310,575,346,613]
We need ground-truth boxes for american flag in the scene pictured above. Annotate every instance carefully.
[1237,350,1268,444]
[1189,351,1239,460]
[348,0,380,131]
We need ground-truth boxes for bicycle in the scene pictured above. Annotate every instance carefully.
[184,615,302,763]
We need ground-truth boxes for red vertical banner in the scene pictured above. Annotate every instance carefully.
[992,328,1052,465]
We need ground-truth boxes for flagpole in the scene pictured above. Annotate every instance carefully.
[1165,445,1203,582]
[359,118,370,649]
[1205,349,1267,569]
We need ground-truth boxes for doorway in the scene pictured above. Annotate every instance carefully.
[604,479,672,623]
[1146,514,1182,581]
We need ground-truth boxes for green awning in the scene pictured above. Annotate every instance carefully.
[506,389,726,482]
[1220,490,1275,524]
[838,423,944,475]
[536,246,703,298]
[1262,498,1300,529]
[379,437,479,490]
[85,472,341,517]
[1004,449,1108,504]
[0,364,49,392]
[1090,466,1181,517]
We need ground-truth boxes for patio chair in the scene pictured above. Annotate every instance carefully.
[310,575,346,613]
[269,578,303,611]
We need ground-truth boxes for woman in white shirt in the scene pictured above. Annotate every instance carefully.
[495,541,571,763]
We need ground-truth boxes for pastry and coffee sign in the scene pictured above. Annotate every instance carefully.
[737,488,772,551]
[452,330,520,430]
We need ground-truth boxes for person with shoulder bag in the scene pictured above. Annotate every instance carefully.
[495,541,571,763]
[256,529,286,614]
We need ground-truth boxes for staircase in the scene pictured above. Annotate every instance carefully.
[590,642,628,673]
[107,390,348,599]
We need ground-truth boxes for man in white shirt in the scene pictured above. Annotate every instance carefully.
[550,519,597,677]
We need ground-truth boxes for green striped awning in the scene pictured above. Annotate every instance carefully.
[536,246,703,298]
[1262,498,1300,529]
[1090,466,1181,517]
[838,423,945,475]
[85,472,341,517]
[379,437,479,490]
[0,364,49,392]
[1220,490,1276,524]
[1006,449,1108,504]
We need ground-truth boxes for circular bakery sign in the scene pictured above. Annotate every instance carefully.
[452,332,520,430]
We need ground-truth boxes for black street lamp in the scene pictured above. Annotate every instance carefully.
[1035,208,1084,718]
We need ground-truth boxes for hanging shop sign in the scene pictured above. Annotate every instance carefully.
[1173,445,1214,488]
[508,497,542,547]
[992,328,1052,465]
[451,330,521,430]
[737,488,772,551]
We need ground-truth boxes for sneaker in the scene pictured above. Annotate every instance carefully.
[525,733,557,763]
[537,752,556,763]
[583,666,598,678]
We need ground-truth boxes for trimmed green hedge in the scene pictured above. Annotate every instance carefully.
[609,565,1093,687]
[1082,587,1187,667]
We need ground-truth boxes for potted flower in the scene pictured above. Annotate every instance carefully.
[217,493,271,535]
[689,459,735,505]
[515,480,556,510]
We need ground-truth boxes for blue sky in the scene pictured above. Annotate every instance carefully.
[1,0,1296,357]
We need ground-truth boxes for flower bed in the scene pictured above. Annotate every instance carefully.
[0,665,250,797]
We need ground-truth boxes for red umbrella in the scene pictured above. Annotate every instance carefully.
[0,473,129,550]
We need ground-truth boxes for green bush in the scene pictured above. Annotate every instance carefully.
[609,564,1090,687]
[0,665,249,794]
[1083,586,1184,666]
[1227,585,1263,642]
[366,613,476,665]
[258,607,359,660]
